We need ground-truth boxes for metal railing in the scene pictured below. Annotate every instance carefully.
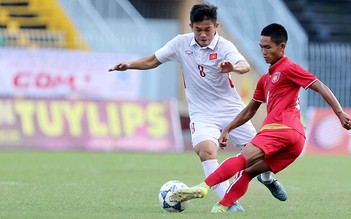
[89,0,145,23]
[57,0,121,52]
[57,0,158,54]
[0,29,66,49]
[308,43,351,108]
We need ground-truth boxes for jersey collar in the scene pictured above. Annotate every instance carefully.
[269,56,287,74]
[190,32,219,50]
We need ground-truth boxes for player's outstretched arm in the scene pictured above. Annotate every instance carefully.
[217,60,250,74]
[219,100,261,148]
[309,80,351,130]
[108,54,162,72]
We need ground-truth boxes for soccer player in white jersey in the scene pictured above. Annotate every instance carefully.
[109,3,287,211]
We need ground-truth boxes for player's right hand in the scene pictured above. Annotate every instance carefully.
[108,62,129,71]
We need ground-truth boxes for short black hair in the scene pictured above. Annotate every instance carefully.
[261,23,288,45]
[190,3,217,24]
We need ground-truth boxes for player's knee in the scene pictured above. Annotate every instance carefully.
[242,144,265,165]
[197,150,216,161]
[194,143,217,161]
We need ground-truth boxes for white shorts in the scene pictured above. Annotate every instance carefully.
[189,118,257,149]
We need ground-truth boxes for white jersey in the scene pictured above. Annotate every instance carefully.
[155,32,247,122]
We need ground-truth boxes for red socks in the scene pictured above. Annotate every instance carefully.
[205,154,248,187]
[220,170,252,207]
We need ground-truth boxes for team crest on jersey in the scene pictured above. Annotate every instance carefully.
[185,50,193,55]
[272,72,281,83]
[209,53,217,60]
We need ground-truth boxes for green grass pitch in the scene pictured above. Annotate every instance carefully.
[0,151,350,219]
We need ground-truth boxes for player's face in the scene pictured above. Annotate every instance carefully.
[190,20,218,47]
[259,36,285,65]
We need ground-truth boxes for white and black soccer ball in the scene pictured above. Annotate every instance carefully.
[158,180,190,212]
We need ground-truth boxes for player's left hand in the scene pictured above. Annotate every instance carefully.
[217,60,234,73]
[218,129,230,149]
[338,111,351,130]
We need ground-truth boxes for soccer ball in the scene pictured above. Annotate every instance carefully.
[158,180,190,212]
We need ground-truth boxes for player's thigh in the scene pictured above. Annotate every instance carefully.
[190,120,221,147]
[252,129,305,173]
[269,130,305,173]
[190,120,220,160]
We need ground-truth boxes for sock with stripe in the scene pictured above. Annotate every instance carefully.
[220,170,253,207]
[201,159,230,199]
[205,154,248,187]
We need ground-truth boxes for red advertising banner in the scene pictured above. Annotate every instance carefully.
[305,108,351,155]
[0,98,184,152]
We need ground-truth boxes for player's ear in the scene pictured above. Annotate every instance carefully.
[189,23,193,29]
[279,42,286,50]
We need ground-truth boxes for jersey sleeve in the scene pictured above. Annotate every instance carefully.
[253,75,266,102]
[154,35,180,63]
[221,40,246,64]
[286,64,318,89]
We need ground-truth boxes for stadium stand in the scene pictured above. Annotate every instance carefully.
[0,0,87,49]
[283,0,351,43]
[127,0,181,19]
[283,0,351,107]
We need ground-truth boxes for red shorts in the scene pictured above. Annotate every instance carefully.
[250,129,305,173]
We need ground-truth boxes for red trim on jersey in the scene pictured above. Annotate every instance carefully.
[228,78,234,88]
[182,72,186,88]
[227,73,234,88]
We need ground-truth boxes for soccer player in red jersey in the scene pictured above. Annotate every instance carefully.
[110,4,290,212]
[171,23,351,213]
